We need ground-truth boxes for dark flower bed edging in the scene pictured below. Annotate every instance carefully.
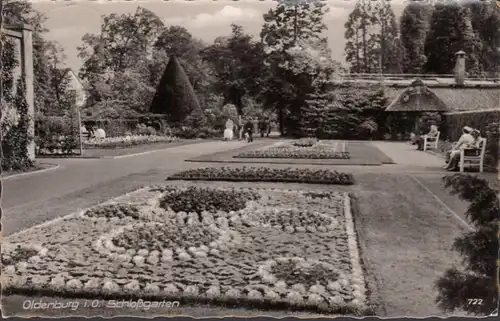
[167,167,354,185]
[234,152,351,159]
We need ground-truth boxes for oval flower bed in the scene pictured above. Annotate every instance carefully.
[167,167,354,185]
[83,135,179,149]
[2,185,368,315]
[235,141,349,159]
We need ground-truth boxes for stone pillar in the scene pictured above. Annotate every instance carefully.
[20,25,35,160]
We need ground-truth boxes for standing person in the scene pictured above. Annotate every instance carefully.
[258,118,266,137]
[243,119,254,142]
[266,117,272,137]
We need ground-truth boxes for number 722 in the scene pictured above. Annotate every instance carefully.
[467,299,483,305]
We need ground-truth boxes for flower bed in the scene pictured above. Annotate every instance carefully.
[2,185,368,315]
[167,167,354,185]
[83,135,179,149]
[235,141,349,159]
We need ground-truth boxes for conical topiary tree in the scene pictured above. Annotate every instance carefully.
[436,174,499,315]
[150,55,203,124]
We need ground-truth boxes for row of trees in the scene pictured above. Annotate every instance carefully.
[345,0,500,75]
[74,0,339,136]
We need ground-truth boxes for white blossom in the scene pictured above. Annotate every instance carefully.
[205,286,220,298]
[124,280,141,293]
[184,285,199,296]
[102,280,120,295]
[144,283,161,294]
[66,279,83,291]
[163,283,178,295]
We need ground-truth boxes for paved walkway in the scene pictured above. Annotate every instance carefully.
[2,140,247,235]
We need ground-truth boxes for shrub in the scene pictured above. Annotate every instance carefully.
[159,186,259,215]
[436,174,499,315]
[136,123,157,136]
[150,55,203,123]
[357,119,378,139]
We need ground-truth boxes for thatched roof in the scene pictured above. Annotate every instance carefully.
[333,75,500,112]
[385,79,451,112]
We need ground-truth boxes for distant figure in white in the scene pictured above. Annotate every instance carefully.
[224,118,234,141]
[95,128,106,140]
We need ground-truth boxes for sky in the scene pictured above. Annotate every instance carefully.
[31,0,409,72]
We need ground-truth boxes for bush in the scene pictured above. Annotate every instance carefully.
[436,174,499,315]
[35,115,79,155]
[167,166,354,185]
[159,186,260,215]
[293,137,318,147]
[135,123,157,136]
[357,119,378,139]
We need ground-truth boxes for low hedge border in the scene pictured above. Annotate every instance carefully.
[234,152,351,159]
[167,167,354,185]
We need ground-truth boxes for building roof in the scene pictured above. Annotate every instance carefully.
[385,79,451,112]
[332,74,500,112]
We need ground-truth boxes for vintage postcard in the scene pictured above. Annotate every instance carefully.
[1,0,499,318]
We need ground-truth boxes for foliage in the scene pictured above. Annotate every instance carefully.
[167,166,355,185]
[35,114,79,155]
[467,0,500,75]
[260,0,331,135]
[424,3,482,75]
[78,7,165,112]
[418,112,443,133]
[442,110,500,142]
[159,186,259,215]
[82,135,178,149]
[84,204,141,220]
[400,1,434,73]
[437,174,499,315]
[201,24,266,115]
[222,104,239,123]
[357,119,378,139]
[150,55,204,124]
[344,0,402,73]
[1,79,34,170]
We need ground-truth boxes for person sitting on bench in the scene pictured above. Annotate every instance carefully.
[416,125,439,151]
[445,127,480,171]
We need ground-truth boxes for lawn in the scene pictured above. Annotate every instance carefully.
[2,181,369,315]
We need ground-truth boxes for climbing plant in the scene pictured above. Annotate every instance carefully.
[1,36,33,171]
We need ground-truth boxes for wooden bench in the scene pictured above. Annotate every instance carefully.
[423,131,440,151]
[460,137,487,173]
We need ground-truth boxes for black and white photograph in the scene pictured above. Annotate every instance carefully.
[0,0,499,318]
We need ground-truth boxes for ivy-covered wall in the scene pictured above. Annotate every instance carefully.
[1,38,34,171]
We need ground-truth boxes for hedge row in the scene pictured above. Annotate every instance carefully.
[442,110,500,142]
[442,110,500,170]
